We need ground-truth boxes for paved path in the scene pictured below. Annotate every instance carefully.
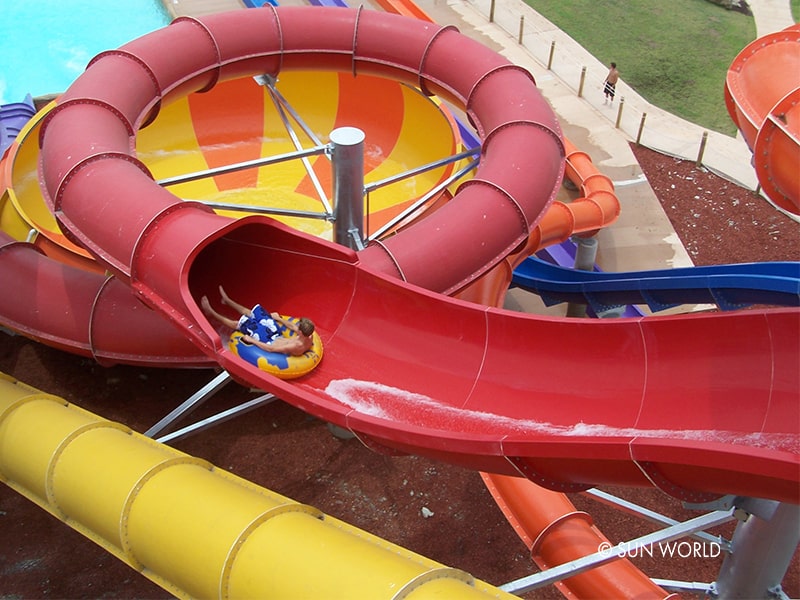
[438,0,795,192]
[750,0,795,35]
[165,0,243,18]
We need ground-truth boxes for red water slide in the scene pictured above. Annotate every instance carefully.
[369,4,668,597]
[373,0,622,309]
[0,231,210,366]
[34,7,799,507]
[725,23,800,215]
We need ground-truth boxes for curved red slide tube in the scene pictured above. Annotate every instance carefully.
[368,4,662,596]
[0,232,210,367]
[31,7,800,506]
[39,7,564,297]
[725,23,800,215]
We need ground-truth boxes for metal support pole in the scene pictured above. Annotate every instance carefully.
[157,145,328,187]
[713,502,800,599]
[144,370,232,438]
[518,16,524,44]
[547,41,555,70]
[156,394,278,444]
[501,509,734,595]
[696,131,709,167]
[331,127,366,251]
[328,127,364,439]
[615,97,625,129]
[489,0,495,22]
[636,113,647,146]
[566,236,598,318]
[578,66,587,98]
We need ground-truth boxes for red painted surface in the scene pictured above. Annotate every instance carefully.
[17,6,800,508]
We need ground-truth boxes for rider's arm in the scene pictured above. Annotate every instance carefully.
[270,312,299,333]
[243,334,302,356]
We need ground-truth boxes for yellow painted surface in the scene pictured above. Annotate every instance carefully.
[0,373,514,599]
[2,71,461,259]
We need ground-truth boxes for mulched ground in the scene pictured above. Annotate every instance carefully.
[631,144,800,266]
[1,147,798,598]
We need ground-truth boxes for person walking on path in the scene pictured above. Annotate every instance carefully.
[603,62,619,104]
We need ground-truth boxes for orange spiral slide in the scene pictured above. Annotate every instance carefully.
[725,23,800,215]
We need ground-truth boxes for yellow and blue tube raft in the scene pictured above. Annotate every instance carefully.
[228,316,323,379]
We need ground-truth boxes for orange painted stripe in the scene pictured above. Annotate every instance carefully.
[187,78,265,191]
[293,154,333,202]
[294,74,405,200]
[335,73,404,174]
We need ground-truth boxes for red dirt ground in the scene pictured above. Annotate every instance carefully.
[1,146,798,598]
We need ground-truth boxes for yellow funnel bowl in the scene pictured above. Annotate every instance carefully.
[1,71,461,268]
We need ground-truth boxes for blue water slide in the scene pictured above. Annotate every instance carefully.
[307,0,349,7]
[0,94,35,156]
[512,255,800,312]
[243,0,279,7]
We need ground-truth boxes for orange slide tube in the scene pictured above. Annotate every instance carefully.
[482,473,676,599]
[725,23,800,215]
[456,138,621,306]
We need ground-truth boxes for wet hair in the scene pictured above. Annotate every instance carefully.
[298,318,315,337]
[611,62,617,68]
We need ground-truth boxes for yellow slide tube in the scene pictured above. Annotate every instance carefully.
[0,373,513,599]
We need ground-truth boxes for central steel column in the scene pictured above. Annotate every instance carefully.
[713,502,800,599]
[331,127,366,251]
[566,236,598,318]
[328,127,365,440]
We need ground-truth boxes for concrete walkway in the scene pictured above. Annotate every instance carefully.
[750,0,796,35]
[440,0,795,192]
[414,0,798,291]
[165,0,243,18]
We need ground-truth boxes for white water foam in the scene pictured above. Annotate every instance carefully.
[322,378,799,453]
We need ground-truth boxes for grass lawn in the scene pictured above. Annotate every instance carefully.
[524,0,757,135]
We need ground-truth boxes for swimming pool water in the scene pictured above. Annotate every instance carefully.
[1,1,171,105]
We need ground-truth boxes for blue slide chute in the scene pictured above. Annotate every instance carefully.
[512,256,800,312]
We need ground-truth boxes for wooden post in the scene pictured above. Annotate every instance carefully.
[696,131,709,167]
[547,41,555,70]
[489,0,495,23]
[578,66,587,97]
[615,97,624,129]
[518,16,524,44]
[636,113,647,146]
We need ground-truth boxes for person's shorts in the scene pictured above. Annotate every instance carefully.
[237,304,282,342]
[604,81,616,97]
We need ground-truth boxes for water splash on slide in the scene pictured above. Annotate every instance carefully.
[323,379,798,452]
